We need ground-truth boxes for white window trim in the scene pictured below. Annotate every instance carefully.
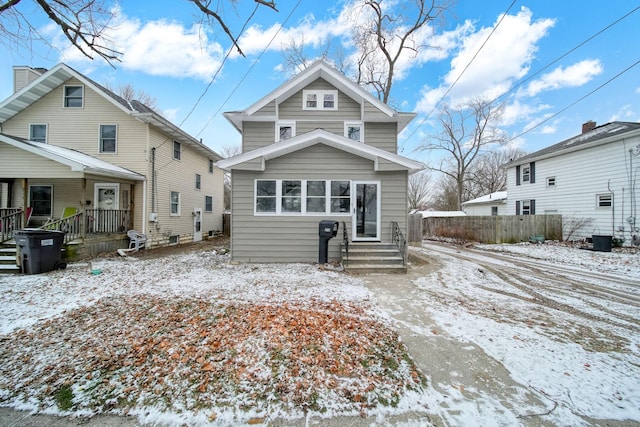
[276,120,296,142]
[522,166,530,182]
[28,184,53,217]
[254,179,351,216]
[173,141,181,160]
[597,193,613,208]
[302,89,338,111]
[29,123,47,143]
[170,191,181,216]
[521,200,531,215]
[99,124,117,153]
[546,176,556,187]
[205,195,213,212]
[344,121,363,142]
[63,85,84,108]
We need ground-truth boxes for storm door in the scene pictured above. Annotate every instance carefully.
[352,181,380,241]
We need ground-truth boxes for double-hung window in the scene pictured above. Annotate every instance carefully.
[29,124,47,143]
[205,196,213,212]
[195,173,201,190]
[170,191,180,215]
[100,124,117,153]
[302,90,338,111]
[255,179,351,215]
[173,141,181,160]
[29,185,53,216]
[64,85,83,107]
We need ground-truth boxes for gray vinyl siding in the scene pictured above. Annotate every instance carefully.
[242,121,275,152]
[278,78,361,122]
[363,101,389,121]
[296,121,344,135]
[230,143,408,262]
[254,100,276,116]
[364,122,397,153]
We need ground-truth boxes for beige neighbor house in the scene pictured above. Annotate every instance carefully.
[0,64,224,260]
[217,60,423,269]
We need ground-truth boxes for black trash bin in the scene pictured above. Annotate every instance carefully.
[318,220,339,264]
[14,229,66,274]
[592,235,612,252]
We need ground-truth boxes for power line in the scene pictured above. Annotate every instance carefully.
[400,0,518,151]
[195,0,304,139]
[508,58,640,142]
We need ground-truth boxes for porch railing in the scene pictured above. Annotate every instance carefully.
[1,207,132,244]
[0,208,25,242]
[85,209,131,234]
[341,221,349,267]
[391,221,407,265]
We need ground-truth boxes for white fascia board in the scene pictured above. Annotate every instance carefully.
[216,129,424,172]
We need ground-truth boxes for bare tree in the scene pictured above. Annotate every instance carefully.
[1,0,278,65]
[431,174,459,211]
[103,82,158,110]
[466,147,527,199]
[420,97,508,210]
[354,0,451,103]
[282,0,452,104]
[220,144,240,210]
[408,170,433,210]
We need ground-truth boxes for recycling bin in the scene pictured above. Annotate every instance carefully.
[14,229,66,274]
[318,220,339,264]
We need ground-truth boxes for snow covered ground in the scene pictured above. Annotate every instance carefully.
[0,241,639,426]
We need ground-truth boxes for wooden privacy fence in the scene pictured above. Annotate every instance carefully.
[421,214,563,244]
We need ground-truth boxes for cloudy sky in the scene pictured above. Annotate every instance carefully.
[0,0,638,164]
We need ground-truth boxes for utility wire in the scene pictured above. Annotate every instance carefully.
[195,0,304,139]
[507,58,640,142]
[400,0,517,151]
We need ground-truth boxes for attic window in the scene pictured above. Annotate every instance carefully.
[29,124,47,143]
[64,85,83,108]
[277,121,296,141]
[303,90,338,111]
[345,122,363,142]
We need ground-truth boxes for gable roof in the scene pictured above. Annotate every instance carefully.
[505,121,640,168]
[216,129,424,173]
[0,133,145,181]
[223,60,416,133]
[462,191,507,206]
[0,63,222,160]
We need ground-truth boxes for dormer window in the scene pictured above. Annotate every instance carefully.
[303,90,338,111]
[64,85,83,107]
[277,121,296,141]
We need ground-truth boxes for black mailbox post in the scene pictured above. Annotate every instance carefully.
[318,220,339,264]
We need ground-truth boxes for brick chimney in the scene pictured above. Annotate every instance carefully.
[582,120,596,134]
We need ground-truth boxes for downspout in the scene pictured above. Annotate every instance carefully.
[142,180,147,235]
[607,180,615,237]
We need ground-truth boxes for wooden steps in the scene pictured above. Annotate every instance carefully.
[342,242,407,274]
[0,243,20,274]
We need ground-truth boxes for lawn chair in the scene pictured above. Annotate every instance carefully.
[43,207,78,230]
[127,230,147,251]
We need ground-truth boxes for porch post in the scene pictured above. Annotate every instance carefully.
[21,178,28,226]
[81,178,87,237]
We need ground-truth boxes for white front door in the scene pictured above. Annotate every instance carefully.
[193,208,202,242]
[352,181,380,241]
[95,184,119,210]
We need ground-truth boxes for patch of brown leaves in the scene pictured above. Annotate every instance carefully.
[0,295,426,419]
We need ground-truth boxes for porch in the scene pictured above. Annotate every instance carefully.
[1,207,131,265]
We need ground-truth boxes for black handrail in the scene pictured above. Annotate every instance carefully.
[341,221,349,267]
[391,221,407,265]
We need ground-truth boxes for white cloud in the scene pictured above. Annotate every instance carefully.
[525,59,603,96]
[609,104,637,122]
[502,99,551,126]
[415,7,555,115]
[57,8,224,81]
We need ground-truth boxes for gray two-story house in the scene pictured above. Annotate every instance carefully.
[218,60,423,265]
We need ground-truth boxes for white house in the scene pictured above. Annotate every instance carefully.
[461,191,507,216]
[504,121,640,244]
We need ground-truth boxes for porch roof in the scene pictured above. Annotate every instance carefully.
[0,134,145,181]
[216,129,424,173]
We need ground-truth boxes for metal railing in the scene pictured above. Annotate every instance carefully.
[0,208,25,242]
[391,221,407,265]
[341,221,349,267]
